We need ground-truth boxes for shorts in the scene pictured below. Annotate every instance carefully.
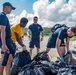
[29,39,40,48]
[46,36,65,48]
[0,38,16,56]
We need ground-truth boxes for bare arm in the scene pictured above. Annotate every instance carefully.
[27,29,31,40]
[41,31,44,38]
[56,38,62,56]
[27,29,31,36]
[40,31,44,41]
[0,25,8,52]
[14,32,25,47]
[0,26,6,45]
[66,38,70,50]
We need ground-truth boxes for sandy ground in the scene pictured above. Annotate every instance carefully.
[22,36,76,59]
[0,36,76,75]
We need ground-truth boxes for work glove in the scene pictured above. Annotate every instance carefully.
[67,50,72,54]
[59,56,65,63]
[23,46,26,51]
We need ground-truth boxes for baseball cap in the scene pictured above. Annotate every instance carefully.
[3,2,16,10]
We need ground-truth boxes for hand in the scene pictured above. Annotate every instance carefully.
[23,45,26,51]
[59,56,65,63]
[67,50,72,54]
[2,44,8,52]
[40,37,43,41]
[28,35,31,40]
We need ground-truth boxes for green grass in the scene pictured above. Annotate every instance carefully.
[31,53,36,59]
[71,36,76,41]
[32,53,36,57]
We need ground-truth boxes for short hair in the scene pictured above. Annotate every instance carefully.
[20,17,28,23]
[33,16,38,19]
[71,27,76,34]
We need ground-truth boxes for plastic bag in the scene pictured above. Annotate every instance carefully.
[10,50,31,75]
[32,51,50,62]
[18,63,45,75]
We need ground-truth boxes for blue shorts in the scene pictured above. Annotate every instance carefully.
[0,38,16,56]
[47,36,65,48]
[29,39,40,48]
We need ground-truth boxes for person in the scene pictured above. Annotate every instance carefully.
[46,27,76,63]
[0,2,16,75]
[27,16,44,56]
[11,17,28,50]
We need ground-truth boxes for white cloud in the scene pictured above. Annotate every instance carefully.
[33,0,49,16]
[9,10,28,25]
[19,10,28,19]
[9,13,15,17]
[9,0,76,27]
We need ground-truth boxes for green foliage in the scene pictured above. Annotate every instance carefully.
[71,36,76,41]
[23,28,28,35]
[43,27,52,36]
[23,27,76,41]
[23,27,52,36]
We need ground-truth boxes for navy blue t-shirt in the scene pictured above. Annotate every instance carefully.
[0,12,11,38]
[54,28,68,40]
[28,23,43,39]
[47,28,70,48]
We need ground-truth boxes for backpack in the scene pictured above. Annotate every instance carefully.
[51,24,69,33]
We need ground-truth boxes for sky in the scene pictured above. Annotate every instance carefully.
[0,0,38,15]
[0,0,76,27]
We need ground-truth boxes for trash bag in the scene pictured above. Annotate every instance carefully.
[10,50,31,75]
[18,59,57,75]
[57,66,76,75]
[51,59,76,75]
[18,61,45,75]
[18,51,76,75]
[63,53,72,65]
[71,58,76,66]
[39,61,57,75]
[63,53,76,66]
[32,51,50,62]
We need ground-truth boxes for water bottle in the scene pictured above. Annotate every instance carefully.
[1,50,10,66]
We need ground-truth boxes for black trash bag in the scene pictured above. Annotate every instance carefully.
[57,67,71,75]
[10,50,31,75]
[52,60,76,75]
[57,67,76,75]
[72,70,76,75]
[38,61,57,75]
[49,60,66,74]
[32,51,50,62]
[66,66,76,75]
[18,61,45,75]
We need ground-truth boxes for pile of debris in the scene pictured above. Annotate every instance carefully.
[10,50,76,75]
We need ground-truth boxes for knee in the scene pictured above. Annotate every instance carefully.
[30,48,33,51]
[46,48,50,53]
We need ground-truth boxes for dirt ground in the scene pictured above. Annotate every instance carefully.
[0,36,76,75]
[16,36,76,61]
[0,36,76,60]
